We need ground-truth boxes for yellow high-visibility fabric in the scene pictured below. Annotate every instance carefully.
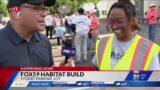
[99,35,113,70]
[96,35,156,70]
[143,44,159,70]
[95,39,100,68]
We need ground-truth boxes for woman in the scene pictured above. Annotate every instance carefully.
[92,2,160,70]
[88,9,100,51]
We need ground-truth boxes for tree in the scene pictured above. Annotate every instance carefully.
[0,0,8,17]
[49,0,99,14]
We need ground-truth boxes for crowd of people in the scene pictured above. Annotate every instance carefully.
[43,7,100,64]
[0,0,72,67]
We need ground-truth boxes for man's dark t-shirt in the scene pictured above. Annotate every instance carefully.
[0,22,53,67]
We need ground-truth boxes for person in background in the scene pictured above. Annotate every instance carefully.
[0,0,72,67]
[92,2,160,70]
[64,14,71,33]
[54,13,64,45]
[69,12,77,35]
[54,26,66,46]
[54,13,62,27]
[88,9,100,51]
[146,3,158,42]
[85,10,93,50]
[45,12,54,39]
[73,8,91,63]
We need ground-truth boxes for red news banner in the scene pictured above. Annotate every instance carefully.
[1,67,160,90]
[0,67,95,90]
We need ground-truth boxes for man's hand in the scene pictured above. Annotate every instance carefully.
[59,58,75,67]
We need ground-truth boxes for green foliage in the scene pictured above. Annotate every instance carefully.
[49,0,99,14]
[0,0,8,17]
[0,0,100,16]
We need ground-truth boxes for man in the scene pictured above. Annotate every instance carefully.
[45,12,53,39]
[64,14,71,33]
[146,3,158,42]
[73,8,91,63]
[92,2,160,70]
[69,12,77,35]
[0,0,72,67]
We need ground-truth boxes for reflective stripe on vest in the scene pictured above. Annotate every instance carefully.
[96,34,113,70]
[131,38,154,70]
[143,42,159,70]
[95,34,159,70]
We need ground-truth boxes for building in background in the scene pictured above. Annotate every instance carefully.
[97,0,160,22]
[96,0,135,18]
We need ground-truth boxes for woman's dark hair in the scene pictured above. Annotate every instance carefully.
[107,2,136,21]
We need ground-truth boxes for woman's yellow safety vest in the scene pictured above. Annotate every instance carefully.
[95,34,160,70]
